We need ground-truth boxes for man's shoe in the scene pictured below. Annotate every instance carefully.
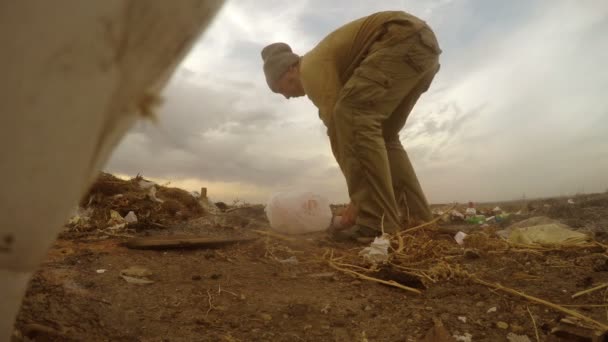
[330,224,381,243]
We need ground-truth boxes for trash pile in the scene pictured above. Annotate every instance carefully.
[63,173,206,236]
[323,199,607,341]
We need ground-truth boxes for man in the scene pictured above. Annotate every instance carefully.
[261,11,441,241]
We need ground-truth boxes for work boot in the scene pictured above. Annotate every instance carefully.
[330,224,381,243]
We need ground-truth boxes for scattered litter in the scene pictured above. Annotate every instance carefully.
[147,186,164,203]
[265,191,332,234]
[453,332,473,342]
[120,266,154,284]
[67,207,93,226]
[454,231,468,245]
[508,224,589,245]
[496,213,510,223]
[550,317,608,340]
[96,269,107,274]
[121,266,152,278]
[496,321,509,329]
[451,210,465,219]
[458,316,467,323]
[486,216,495,223]
[359,235,390,264]
[506,333,531,342]
[278,256,299,265]
[465,202,476,216]
[107,210,125,224]
[124,211,138,224]
[106,210,127,230]
[138,180,155,190]
[568,199,575,204]
[493,206,502,213]
[466,215,486,225]
[121,275,154,285]
[487,307,497,313]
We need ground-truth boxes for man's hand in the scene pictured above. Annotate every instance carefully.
[339,202,357,228]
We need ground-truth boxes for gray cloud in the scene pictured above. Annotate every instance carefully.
[106,0,608,204]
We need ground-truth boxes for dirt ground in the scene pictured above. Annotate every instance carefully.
[12,175,608,341]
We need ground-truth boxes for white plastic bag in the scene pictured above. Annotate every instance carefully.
[359,235,390,264]
[265,191,332,234]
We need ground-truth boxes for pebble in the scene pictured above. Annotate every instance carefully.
[497,321,509,329]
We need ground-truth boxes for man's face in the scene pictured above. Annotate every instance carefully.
[274,66,305,99]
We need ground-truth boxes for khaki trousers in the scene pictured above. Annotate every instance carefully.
[330,23,441,233]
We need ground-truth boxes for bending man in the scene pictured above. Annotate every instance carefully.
[261,11,441,241]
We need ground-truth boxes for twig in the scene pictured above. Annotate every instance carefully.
[473,277,608,330]
[332,261,376,273]
[399,204,455,235]
[527,306,540,342]
[218,284,238,297]
[328,260,421,295]
[101,231,135,238]
[560,304,608,308]
[252,229,296,242]
[571,283,608,299]
[206,289,216,317]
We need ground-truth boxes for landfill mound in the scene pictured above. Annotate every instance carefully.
[13,174,608,341]
[63,173,205,237]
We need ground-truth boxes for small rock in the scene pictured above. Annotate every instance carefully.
[125,211,138,223]
[191,275,202,281]
[259,313,272,322]
[453,332,473,342]
[96,269,107,274]
[487,307,497,313]
[497,321,509,329]
[458,316,467,323]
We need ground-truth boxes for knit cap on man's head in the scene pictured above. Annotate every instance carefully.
[261,42,300,91]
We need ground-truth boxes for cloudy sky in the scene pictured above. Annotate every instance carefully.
[107,0,608,204]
